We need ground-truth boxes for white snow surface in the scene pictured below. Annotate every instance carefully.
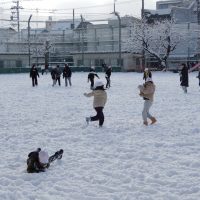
[0,72,200,200]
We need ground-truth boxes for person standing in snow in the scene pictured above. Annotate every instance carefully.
[179,63,189,93]
[105,65,112,88]
[63,63,72,87]
[88,67,100,89]
[138,77,156,126]
[196,67,200,87]
[51,67,57,86]
[30,64,39,87]
[143,68,152,82]
[84,80,107,127]
[55,65,62,86]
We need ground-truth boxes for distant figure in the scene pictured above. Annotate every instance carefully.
[179,63,189,93]
[197,67,200,87]
[41,65,45,75]
[63,64,72,87]
[143,68,152,82]
[88,67,99,89]
[27,148,63,173]
[84,80,107,127]
[138,77,156,126]
[105,65,112,88]
[54,65,62,86]
[51,67,57,86]
[30,64,39,87]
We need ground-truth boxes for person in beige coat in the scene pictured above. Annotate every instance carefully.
[84,80,107,127]
[138,77,156,126]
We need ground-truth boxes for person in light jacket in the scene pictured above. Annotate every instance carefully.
[138,77,156,126]
[84,80,107,127]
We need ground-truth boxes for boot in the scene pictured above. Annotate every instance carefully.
[150,117,157,125]
[143,121,148,126]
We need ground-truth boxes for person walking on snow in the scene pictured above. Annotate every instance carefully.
[84,80,107,127]
[179,63,189,93]
[143,68,152,82]
[63,64,72,87]
[196,67,200,87]
[138,77,156,126]
[88,67,99,89]
[30,64,39,87]
[105,65,112,88]
[54,65,62,86]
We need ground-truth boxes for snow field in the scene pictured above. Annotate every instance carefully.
[0,72,200,200]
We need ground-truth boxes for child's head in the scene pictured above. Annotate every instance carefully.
[94,80,104,90]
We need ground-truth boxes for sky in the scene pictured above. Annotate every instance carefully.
[0,0,159,28]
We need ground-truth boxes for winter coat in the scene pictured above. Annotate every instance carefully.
[143,71,152,81]
[88,72,99,80]
[51,68,56,80]
[138,81,155,101]
[27,151,49,173]
[197,71,200,79]
[180,66,189,87]
[30,67,39,78]
[84,89,107,108]
[55,67,62,78]
[105,68,112,78]
[63,66,72,78]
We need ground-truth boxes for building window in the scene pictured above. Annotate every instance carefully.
[95,59,100,66]
[77,60,82,66]
[136,58,140,66]
[16,60,22,68]
[117,58,123,66]
[0,60,4,68]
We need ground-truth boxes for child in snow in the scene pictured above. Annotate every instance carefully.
[179,63,189,93]
[63,63,72,87]
[30,64,39,87]
[138,77,156,126]
[27,148,63,173]
[196,67,200,87]
[143,68,152,82]
[88,67,99,89]
[105,65,112,88]
[84,80,107,127]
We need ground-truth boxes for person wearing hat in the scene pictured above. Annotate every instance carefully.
[30,64,39,87]
[84,80,107,127]
[138,77,156,126]
[105,65,112,88]
[88,67,100,89]
[143,68,152,82]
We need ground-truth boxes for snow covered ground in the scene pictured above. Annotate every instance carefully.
[0,71,200,200]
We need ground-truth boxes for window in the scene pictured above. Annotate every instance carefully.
[95,59,100,66]
[136,58,140,66]
[16,60,22,68]
[0,60,4,68]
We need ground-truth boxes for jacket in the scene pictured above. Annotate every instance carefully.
[139,81,155,101]
[84,90,107,108]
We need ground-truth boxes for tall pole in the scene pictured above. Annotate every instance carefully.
[196,0,200,59]
[113,11,121,68]
[141,0,145,70]
[114,0,116,13]
[81,15,84,66]
[28,14,32,67]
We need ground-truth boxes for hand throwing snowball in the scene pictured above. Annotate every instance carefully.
[84,80,107,127]
[138,77,157,126]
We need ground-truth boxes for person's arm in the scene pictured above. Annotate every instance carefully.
[140,84,154,95]
[84,91,94,97]
[95,73,100,79]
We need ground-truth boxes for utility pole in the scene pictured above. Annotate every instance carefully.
[81,15,84,66]
[11,1,23,33]
[28,14,32,67]
[141,0,145,70]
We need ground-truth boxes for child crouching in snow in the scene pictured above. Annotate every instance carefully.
[84,80,107,127]
[27,148,63,173]
[138,77,156,126]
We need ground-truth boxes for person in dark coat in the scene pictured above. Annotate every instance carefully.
[105,65,112,88]
[54,65,62,86]
[143,68,152,82]
[51,67,57,86]
[197,67,200,87]
[63,64,72,87]
[30,64,39,87]
[88,67,99,89]
[179,63,189,93]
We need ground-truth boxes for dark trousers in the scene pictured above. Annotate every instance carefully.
[56,77,61,86]
[32,77,38,87]
[106,77,111,88]
[90,78,94,89]
[91,107,104,126]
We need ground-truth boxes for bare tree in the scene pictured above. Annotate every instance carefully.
[124,19,182,69]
